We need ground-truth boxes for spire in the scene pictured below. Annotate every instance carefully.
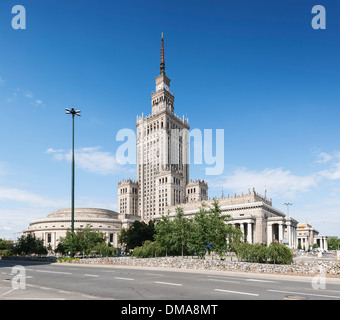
[160,32,165,73]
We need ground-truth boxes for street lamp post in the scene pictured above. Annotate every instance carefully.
[283,202,293,219]
[65,107,81,257]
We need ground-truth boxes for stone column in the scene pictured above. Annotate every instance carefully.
[247,223,252,244]
[279,223,283,243]
[53,232,56,250]
[287,224,291,247]
[267,224,272,246]
[114,233,118,248]
[240,223,245,241]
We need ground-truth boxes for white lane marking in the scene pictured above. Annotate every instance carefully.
[207,275,242,280]
[155,281,183,287]
[114,277,134,281]
[268,289,340,300]
[215,289,259,297]
[35,270,72,275]
[246,279,277,283]
[84,274,99,277]
[58,290,71,294]
[0,288,15,297]
[208,278,240,284]
[304,288,340,294]
[82,294,99,299]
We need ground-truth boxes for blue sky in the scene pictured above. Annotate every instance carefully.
[0,0,339,239]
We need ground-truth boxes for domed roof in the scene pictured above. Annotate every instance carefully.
[47,208,119,220]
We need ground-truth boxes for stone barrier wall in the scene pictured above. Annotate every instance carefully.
[0,256,57,263]
[2,256,339,276]
[61,257,340,276]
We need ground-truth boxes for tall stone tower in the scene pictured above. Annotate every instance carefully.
[136,34,190,220]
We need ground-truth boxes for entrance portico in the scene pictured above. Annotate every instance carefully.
[267,217,298,248]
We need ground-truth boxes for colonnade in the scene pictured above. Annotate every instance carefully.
[298,235,328,251]
[232,219,298,248]
[38,231,119,250]
[267,221,297,248]
[232,220,254,244]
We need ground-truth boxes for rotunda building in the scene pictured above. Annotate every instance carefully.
[23,208,139,250]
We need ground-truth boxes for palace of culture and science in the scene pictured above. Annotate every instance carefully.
[117,35,327,250]
[23,36,328,252]
[118,34,206,221]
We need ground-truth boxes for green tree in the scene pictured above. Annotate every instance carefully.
[13,234,47,256]
[118,220,155,253]
[208,200,231,257]
[75,226,106,255]
[189,204,211,258]
[171,207,192,256]
[154,211,172,256]
[0,239,13,255]
[327,237,340,250]
[56,225,106,256]
[0,239,13,250]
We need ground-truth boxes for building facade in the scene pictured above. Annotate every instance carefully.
[23,208,139,250]
[23,36,327,251]
[297,222,328,251]
[125,34,191,220]
[118,35,301,248]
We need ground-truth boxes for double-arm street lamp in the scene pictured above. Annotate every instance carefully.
[283,202,293,219]
[65,107,81,257]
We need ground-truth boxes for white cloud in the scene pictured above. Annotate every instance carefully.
[0,187,67,208]
[217,167,318,199]
[47,146,122,175]
[25,90,33,98]
[46,147,64,154]
[316,151,340,180]
[214,150,340,200]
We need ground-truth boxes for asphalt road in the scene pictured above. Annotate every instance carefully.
[1,260,340,301]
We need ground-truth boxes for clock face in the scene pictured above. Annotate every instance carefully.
[164,84,169,90]
[157,84,162,91]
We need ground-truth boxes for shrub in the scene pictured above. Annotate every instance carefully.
[0,249,12,256]
[233,242,293,265]
[57,257,79,263]
[93,242,118,257]
[131,241,165,258]
[267,243,293,265]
